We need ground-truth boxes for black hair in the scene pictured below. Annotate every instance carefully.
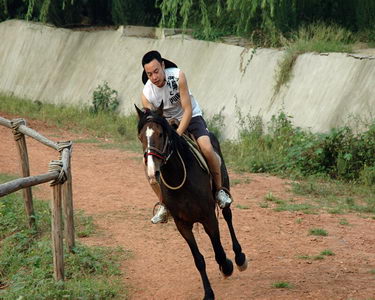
[141,51,178,84]
[142,50,163,67]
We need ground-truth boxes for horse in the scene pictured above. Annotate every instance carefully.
[135,103,247,300]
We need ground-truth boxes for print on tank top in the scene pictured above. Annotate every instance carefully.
[167,75,180,104]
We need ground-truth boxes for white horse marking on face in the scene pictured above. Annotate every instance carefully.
[146,126,156,178]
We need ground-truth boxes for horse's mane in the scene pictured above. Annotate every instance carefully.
[137,109,189,155]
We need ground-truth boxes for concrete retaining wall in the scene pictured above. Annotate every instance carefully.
[1,20,374,138]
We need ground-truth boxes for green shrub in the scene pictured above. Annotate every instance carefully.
[205,107,226,142]
[226,110,375,182]
[360,165,375,186]
[91,81,119,114]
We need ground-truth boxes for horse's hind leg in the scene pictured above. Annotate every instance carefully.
[202,214,234,278]
[174,219,215,300]
[222,207,248,271]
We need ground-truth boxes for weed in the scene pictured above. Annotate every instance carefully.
[295,218,303,224]
[275,202,316,214]
[236,204,250,210]
[297,254,324,260]
[339,218,350,225]
[313,255,324,260]
[230,178,251,186]
[320,249,335,256]
[309,228,328,236]
[272,281,292,289]
[230,179,242,186]
[265,192,277,201]
[297,249,334,261]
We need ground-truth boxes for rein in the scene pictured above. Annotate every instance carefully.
[160,150,187,190]
[142,121,187,190]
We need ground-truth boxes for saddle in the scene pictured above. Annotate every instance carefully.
[168,118,210,174]
[182,133,210,174]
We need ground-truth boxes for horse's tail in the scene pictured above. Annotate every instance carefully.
[209,132,230,192]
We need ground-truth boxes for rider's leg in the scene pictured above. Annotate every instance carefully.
[196,135,232,208]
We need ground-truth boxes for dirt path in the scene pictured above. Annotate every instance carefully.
[1,115,374,300]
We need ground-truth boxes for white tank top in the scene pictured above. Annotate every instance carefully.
[142,68,202,121]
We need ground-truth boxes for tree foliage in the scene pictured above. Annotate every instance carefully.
[158,0,375,41]
[0,0,374,43]
[0,0,160,26]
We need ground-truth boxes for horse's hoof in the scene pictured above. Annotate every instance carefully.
[237,258,248,272]
[203,290,215,300]
[220,258,233,278]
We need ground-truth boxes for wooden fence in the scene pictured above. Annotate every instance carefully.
[0,116,75,281]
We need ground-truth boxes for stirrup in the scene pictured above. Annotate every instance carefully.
[216,188,233,209]
[151,203,168,224]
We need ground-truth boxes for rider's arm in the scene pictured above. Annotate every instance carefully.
[176,71,192,136]
[141,92,155,110]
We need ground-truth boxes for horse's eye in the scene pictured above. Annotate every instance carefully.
[159,132,163,138]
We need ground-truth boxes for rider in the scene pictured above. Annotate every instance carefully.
[141,50,232,223]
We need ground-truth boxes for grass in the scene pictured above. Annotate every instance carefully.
[0,173,127,299]
[298,254,324,260]
[309,228,328,236]
[0,94,139,146]
[297,249,335,261]
[274,22,355,94]
[230,178,251,186]
[320,249,335,256]
[236,204,250,210]
[291,178,375,215]
[1,94,374,219]
[272,281,292,289]
[274,202,316,214]
[339,218,350,225]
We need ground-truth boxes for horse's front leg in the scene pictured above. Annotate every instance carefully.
[174,219,215,300]
[222,206,248,271]
[202,213,234,278]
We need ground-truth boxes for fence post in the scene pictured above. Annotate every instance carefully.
[59,142,75,253]
[49,160,66,282]
[11,118,35,229]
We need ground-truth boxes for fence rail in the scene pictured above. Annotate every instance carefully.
[0,116,75,281]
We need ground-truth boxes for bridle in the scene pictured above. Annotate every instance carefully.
[143,125,171,164]
[141,119,187,190]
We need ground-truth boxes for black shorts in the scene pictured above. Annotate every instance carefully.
[187,116,209,139]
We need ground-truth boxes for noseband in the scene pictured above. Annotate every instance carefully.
[143,134,171,163]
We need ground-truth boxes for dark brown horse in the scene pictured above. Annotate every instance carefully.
[136,103,247,300]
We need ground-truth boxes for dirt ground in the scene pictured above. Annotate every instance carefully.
[0,114,374,300]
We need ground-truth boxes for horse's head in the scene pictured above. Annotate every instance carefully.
[135,102,171,185]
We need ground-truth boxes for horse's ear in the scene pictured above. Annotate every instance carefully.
[134,104,144,120]
[156,101,164,117]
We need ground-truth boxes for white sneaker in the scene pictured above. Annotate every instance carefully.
[216,189,232,209]
[151,204,168,224]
